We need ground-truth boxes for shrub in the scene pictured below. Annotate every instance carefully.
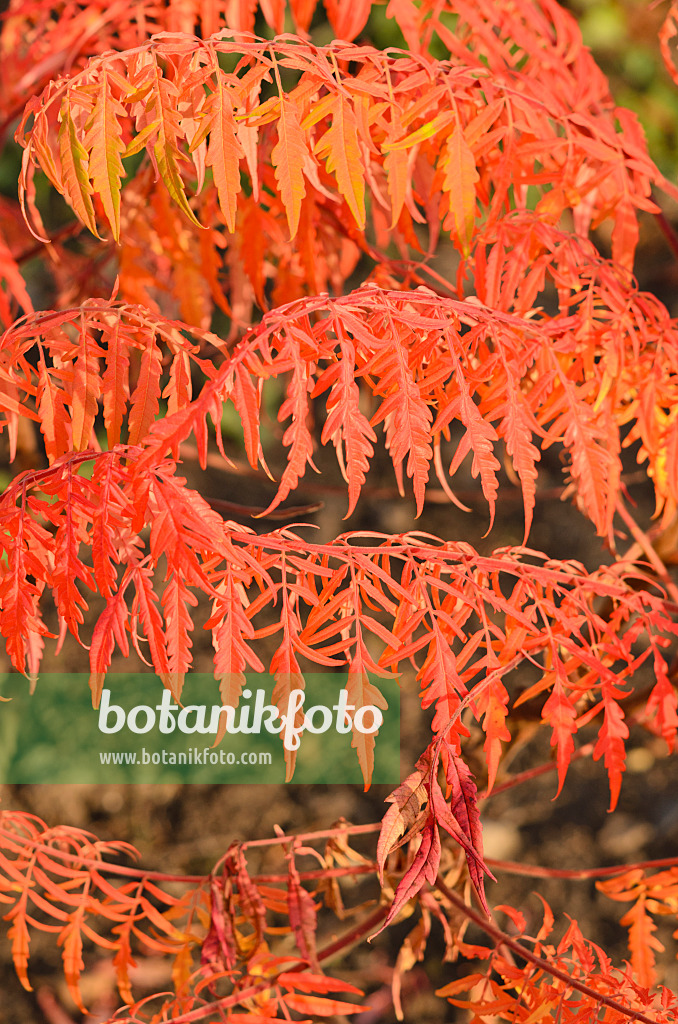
[1,1,678,1021]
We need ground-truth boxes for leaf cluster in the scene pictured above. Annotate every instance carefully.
[0,1,677,1021]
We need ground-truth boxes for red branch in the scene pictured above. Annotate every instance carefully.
[485,856,678,880]
[434,877,664,1024]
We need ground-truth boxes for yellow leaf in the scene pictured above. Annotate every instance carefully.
[84,68,126,241]
[235,94,280,127]
[58,100,99,237]
[382,111,456,152]
[123,121,159,159]
[142,58,202,228]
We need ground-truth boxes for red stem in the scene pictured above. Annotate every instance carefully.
[139,904,390,1024]
[0,825,380,886]
[615,499,678,605]
[434,877,663,1024]
[486,855,678,880]
[478,742,595,799]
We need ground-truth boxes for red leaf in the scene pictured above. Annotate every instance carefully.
[542,674,577,797]
[315,334,376,518]
[376,741,493,934]
[660,1,678,87]
[442,744,490,913]
[37,359,69,461]
[131,566,169,679]
[71,320,101,452]
[375,819,440,937]
[278,972,364,995]
[201,875,237,972]
[128,333,162,445]
[593,696,629,812]
[645,650,678,752]
[475,678,510,794]
[620,894,663,989]
[377,761,430,883]
[161,572,197,700]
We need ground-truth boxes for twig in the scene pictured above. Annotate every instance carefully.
[206,495,324,519]
[478,742,595,800]
[485,854,678,880]
[240,821,381,849]
[146,904,390,1024]
[434,876,663,1024]
[615,499,678,605]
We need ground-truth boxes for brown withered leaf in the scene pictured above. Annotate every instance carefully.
[320,819,372,920]
[230,844,267,952]
[374,740,494,938]
[201,874,237,972]
[376,752,431,883]
[374,820,441,937]
[392,910,430,1020]
[286,848,319,969]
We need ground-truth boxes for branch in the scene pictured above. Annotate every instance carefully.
[139,904,390,1024]
[0,819,382,886]
[477,742,595,799]
[485,855,678,880]
[615,499,678,605]
[434,877,663,1024]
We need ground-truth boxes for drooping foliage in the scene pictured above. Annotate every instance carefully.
[1,0,678,1021]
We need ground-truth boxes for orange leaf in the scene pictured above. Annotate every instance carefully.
[441,126,479,257]
[206,76,244,232]
[324,0,371,41]
[315,94,365,229]
[71,321,101,452]
[273,97,307,239]
[284,991,367,1015]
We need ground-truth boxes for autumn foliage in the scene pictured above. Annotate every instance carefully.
[1,0,678,1020]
